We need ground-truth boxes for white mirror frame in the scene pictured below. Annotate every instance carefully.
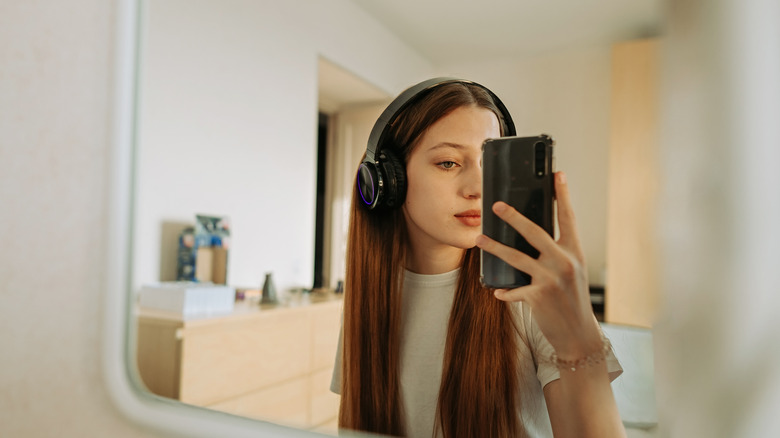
[101,1,335,436]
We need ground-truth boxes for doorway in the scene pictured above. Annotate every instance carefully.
[314,57,390,290]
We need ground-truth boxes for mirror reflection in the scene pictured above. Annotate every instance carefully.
[130,0,662,435]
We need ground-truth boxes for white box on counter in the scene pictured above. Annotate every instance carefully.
[137,282,235,316]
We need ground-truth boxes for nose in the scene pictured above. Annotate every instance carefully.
[462,163,482,199]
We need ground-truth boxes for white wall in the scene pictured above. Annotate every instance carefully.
[436,47,613,284]
[1,0,152,436]
[134,0,432,292]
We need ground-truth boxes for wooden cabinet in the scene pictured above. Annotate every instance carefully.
[606,38,661,328]
[135,295,342,433]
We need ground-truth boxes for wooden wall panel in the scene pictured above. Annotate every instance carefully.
[606,38,661,328]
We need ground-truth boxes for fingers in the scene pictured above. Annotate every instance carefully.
[476,234,541,278]
[477,170,586,308]
[493,285,543,303]
[553,171,584,259]
[488,201,558,256]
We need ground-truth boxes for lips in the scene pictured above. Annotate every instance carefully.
[454,209,481,227]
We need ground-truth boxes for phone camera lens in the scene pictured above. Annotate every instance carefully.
[534,142,546,178]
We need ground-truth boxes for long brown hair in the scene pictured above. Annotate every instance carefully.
[339,82,522,437]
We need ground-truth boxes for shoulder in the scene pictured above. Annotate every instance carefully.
[507,301,561,386]
[511,302,625,387]
[507,300,540,340]
[507,302,556,364]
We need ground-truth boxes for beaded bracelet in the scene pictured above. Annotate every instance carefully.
[547,335,612,372]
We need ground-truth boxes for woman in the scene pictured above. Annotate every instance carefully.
[331,78,625,438]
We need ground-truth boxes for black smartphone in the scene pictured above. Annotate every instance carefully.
[480,135,555,288]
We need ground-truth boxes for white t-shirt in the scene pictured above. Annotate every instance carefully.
[331,268,623,437]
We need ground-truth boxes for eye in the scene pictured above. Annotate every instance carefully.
[437,161,458,170]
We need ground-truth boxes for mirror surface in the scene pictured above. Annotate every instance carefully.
[129,0,662,434]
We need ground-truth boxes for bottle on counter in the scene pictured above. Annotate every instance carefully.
[260,272,279,304]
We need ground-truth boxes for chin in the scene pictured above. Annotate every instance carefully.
[449,236,480,250]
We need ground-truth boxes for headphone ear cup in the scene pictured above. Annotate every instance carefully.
[357,161,380,209]
[377,149,406,209]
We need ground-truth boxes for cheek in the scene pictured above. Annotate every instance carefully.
[404,161,452,212]
[406,171,438,203]
[406,179,452,221]
[404,164,425,202]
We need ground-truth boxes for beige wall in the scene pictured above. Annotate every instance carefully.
[0,0,150,436]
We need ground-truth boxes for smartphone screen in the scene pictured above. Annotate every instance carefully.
[480,135,555,288]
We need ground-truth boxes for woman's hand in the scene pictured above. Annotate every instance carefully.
[475,171,602,359]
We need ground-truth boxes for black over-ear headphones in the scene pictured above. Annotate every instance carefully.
[357,77,516,210]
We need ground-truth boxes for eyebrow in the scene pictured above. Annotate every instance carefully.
[426,142,468,152]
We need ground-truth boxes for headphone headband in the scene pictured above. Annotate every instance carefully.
[358,77,515,210]
[365,77,516,162]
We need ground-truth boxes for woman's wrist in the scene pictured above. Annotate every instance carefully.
[545,332,611,372]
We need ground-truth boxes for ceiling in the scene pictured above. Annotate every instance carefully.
[350,0,664,66]
[318,57,391,114]
[319,0,664,112]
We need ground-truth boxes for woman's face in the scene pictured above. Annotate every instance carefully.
[402,105,500,256]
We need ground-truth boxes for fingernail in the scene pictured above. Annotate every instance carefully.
[557,171,567,184]
[493,202,507,213]
[475,235,486,247]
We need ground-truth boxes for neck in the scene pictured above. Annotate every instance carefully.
[406,244,465,275]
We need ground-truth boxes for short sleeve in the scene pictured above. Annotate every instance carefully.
[521,304,623,388]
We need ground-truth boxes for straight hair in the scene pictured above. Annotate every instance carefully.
[339,82,522,437]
